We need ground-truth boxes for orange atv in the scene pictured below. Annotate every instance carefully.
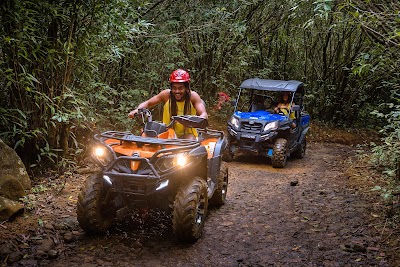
[76,108,229,242]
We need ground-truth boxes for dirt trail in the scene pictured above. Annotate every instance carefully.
[0,142,393,266]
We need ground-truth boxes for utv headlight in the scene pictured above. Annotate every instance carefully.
[263,121,278,132]
[230,116,240,130]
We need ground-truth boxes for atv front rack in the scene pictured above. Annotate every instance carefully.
[93,130,202,169]
[99,131,199,146]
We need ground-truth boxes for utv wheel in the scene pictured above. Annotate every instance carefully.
[172,177,208,243]
[76,172,116,234]
[271,138,288,168]
[292,137,307,159]
[222,151,233,162]
[209,162,229,207]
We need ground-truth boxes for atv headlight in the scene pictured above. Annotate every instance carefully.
[230,116,240,130]
[94,147,106,157]
[92,145,112,167]
[174,153,188,167]
[263,121,278,132]
[155,153,189,172]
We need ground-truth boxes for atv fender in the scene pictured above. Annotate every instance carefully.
[213,137,227,159]
[298,126,310,144]
[189,145,208,158]
[188,146,208,180]
[207,137,227,197]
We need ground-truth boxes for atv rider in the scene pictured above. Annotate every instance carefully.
[274,91,296,128]
[128,69,208,139]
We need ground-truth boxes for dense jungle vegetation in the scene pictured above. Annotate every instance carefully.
[0,1,399,194]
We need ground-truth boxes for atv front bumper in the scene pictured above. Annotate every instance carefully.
[99,151,205,197]
[102,167,168,198]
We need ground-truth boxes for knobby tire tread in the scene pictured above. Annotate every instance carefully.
[172,177,208,243]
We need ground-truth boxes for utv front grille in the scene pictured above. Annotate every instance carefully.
[241,121,263,131]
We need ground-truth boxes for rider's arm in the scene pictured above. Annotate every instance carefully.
[191,92,208,119]
[128,90,170,118]
[274,103,282,112]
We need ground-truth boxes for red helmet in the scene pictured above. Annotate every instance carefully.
[169,69,190,83]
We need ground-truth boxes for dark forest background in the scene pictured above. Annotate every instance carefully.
[0,0,399,185]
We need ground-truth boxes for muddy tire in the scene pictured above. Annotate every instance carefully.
[172,177,208,243]
[221,140,234,162]
[292,137,307,159]
[271,138,288,168]
[76,172,116,234]
[222,142,234,162]
[222,151,233,162]
[222,152,233,162]
[209,162,229,207]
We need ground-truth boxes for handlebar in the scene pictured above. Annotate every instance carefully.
[136,108,153,123]
[171,115,208,129]
[133,108,208,132]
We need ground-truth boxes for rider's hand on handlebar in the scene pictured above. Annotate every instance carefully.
[128,109,138,118]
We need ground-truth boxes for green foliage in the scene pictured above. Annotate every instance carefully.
[371,91,400,176]
[20,194,37,211]
[85,82,149,130]
[0,0,150,169]
[313,0,334,19]
[368,88,400,216]
[371,185,400,203]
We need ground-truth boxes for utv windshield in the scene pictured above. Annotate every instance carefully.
[234,79,304,113]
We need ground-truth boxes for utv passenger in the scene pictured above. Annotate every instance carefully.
[128,69,208,139]
[274,92,296,128]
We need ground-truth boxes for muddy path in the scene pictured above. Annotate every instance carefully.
[0,142,393,266]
